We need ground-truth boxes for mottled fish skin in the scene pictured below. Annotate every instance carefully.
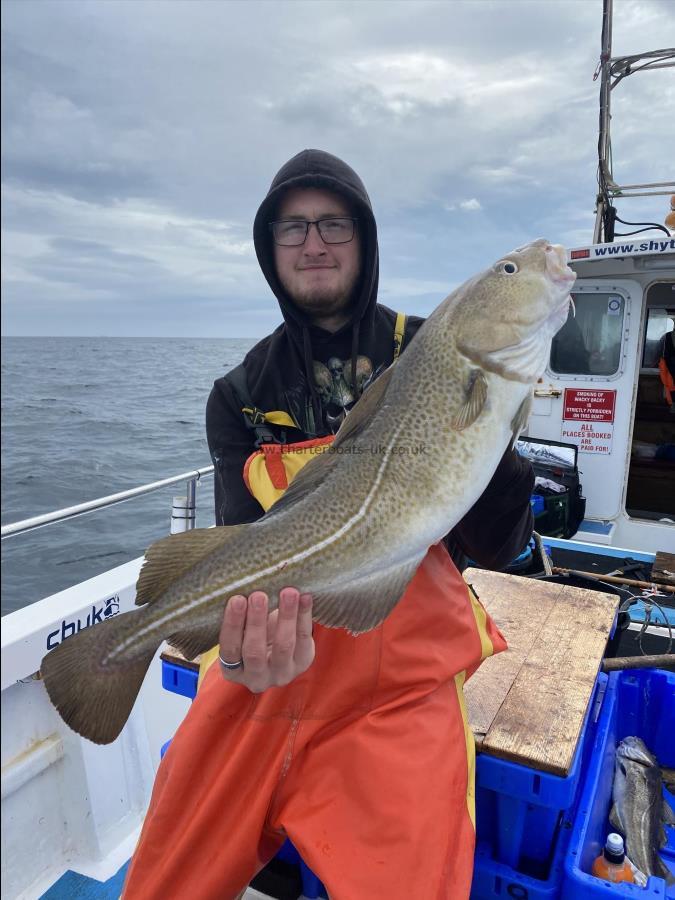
[40,239,576,744]
[611,736,675,885]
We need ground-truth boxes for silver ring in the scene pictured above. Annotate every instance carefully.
[219,654,244,671]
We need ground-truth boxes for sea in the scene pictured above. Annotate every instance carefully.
[1,336,255,616]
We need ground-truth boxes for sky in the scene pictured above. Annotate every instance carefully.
[1,0,673,338]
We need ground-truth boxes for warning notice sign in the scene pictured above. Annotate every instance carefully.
[563,389,616,422]
[561,389,616,454]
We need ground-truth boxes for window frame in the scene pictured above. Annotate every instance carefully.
[547,284,632,383]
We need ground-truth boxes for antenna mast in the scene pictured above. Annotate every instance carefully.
[593,0,675,243]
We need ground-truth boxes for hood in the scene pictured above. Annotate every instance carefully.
[244,150,389,437]
[253,149,380,339]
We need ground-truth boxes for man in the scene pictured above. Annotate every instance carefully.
[123,150,533,899]
[206,149,533,689]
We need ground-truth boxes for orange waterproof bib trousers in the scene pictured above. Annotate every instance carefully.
[122,541,506,900]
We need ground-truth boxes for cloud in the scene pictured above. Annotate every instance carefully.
[1,0,672,336]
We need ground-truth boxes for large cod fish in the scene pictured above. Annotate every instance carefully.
[41,239,575,744]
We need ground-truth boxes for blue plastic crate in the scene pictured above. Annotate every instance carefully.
[275,839,327,899]
[161,659,199,699]
[531,494,546,516]
[471,811,574,900]
[562,669,675,899]
[471,673,611,896]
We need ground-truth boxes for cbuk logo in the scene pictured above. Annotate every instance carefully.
[46,595,121,650]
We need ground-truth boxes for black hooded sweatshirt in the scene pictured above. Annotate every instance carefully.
[206,149,534,570]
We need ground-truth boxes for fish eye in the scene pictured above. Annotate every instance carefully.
[498,260,519,274]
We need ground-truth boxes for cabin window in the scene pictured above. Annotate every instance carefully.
[549,292,625,376]
[642,307,675,370]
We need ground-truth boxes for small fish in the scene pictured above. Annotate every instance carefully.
[610,736,675,885]
[40,239,575,744]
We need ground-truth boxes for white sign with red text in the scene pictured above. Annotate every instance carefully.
[561,389,617,455]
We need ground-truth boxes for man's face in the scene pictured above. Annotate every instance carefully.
[273,187,361,326]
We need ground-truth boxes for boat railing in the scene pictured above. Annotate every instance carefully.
[0,465,215,539]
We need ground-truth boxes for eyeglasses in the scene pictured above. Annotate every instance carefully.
[269,217,357,247]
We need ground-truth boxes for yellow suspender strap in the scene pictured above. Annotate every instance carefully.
[393,311,407,361]
[240,314,408,436]
[241,407,298,429]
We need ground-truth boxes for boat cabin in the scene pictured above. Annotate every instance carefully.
[524,240,675,553]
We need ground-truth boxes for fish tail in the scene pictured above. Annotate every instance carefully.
[40,611,159,745]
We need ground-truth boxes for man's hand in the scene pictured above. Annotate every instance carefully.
[218,588,315,693]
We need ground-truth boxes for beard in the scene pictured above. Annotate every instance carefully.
[291,283,353,318]
[282,268,361,321]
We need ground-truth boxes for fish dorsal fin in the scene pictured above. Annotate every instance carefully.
[265,365,395,519]
[510,393,532,447]
[333,364,395,449]
[452,369,488,430]
[263,444,338,517]
[134,527,242,607]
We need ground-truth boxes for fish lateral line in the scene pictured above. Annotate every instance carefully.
[109,421,407,657]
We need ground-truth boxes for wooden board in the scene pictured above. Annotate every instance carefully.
[159,571,617,778]
[653,551,675,587]
[161,645,201,672]
[463,569,618,777]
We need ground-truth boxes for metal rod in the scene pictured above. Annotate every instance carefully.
[610,181,675,191]
[602,654,675,672]
[613,60,675,74]
[608,190,675,198]
[186,478,197,531]
[1,466,214,539]
[609,49,675,65]
[594,0,613,244]
[599,0,612,166]
[551,566,675,593]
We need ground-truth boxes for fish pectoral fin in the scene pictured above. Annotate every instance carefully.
[167,621,222,661]
[333,363,395,448]
[312,553,425,635]
[135,526,246,607]
[40,609,157,745]
[452,369,488,431]
[662,796,675,827]
[510,394,533,447]
[608,802,624,833]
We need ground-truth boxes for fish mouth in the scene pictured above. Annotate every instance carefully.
[617,737,657,768]
[545,243,576,286]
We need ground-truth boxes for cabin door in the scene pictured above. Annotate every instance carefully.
[625,282,675,521]
[526,279,643,524]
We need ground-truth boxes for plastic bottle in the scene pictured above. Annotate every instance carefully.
[591,833,636,883]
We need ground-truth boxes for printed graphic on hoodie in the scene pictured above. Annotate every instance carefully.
[314,354,374,428]
[282,354,376,435]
